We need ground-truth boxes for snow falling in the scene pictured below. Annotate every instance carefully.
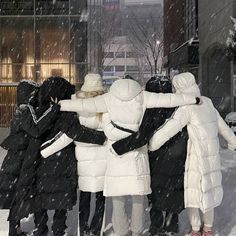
[1,0,236,236]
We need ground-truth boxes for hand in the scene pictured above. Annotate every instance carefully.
[196,97,202,105]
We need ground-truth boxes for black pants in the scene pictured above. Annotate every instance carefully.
[79,191,105,236]
[149,208,179,235]
[34,209,67,236]
[8,208,22,236]
[9,218,21,236]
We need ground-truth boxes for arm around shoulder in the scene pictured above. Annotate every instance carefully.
[143,91,198,108]
[149,106,189,151]
[60,94,108,113]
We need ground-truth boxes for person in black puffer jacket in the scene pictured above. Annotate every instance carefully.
[0,80,61,236]
[112,77,188,235]
[33,77,106,236]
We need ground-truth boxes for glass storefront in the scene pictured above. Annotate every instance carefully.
[0,0,89,85]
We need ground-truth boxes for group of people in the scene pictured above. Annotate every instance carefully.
[0,72,236,236]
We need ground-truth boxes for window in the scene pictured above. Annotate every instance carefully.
[0,13,87,84]
[106,52,114,58]
[115,52,125,58]
[126,66,139,72]
[35,0,69,15]
[185,0,198,40]
[126,52,137,58]
[0,1,34,15]
[104,66,114,72]
[115,65,125,72]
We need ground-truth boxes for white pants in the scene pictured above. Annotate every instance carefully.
[112,195,145,236]
[188,208,214,231]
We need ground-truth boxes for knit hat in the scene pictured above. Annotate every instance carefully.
[172,72,201,96]
[81,73,104,92]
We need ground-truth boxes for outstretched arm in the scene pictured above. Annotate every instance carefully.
[216,110,236,150]
[59,94,108,113]
[20,104,60,138]
[149,107,189,151]
[144,91,199,108]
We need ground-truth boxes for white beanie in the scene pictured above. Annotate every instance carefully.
[172,72,201,96]
[81,73,104,92]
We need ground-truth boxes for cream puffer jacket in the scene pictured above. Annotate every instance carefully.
[149,73,236,213]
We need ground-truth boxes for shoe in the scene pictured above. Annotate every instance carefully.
[188,230,201,236]
[202,230,213,236]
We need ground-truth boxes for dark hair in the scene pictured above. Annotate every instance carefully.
[145,76,172,94]
[39,76,75,106]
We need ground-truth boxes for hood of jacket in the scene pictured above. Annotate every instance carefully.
[145,76,172,94]
[109,79,142,101]
[172,72,201,97]
[38,76,75,106]
[17,80,40,107]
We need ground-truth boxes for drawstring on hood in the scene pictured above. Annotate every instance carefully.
[172,72,201,97]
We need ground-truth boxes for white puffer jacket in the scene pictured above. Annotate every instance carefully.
[74,112,107,193]
[60,79,198,197]
[149,73,236,213]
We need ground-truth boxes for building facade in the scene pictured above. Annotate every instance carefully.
[163,0,199,78]
[103,0,163,83]
[198,0,236,115]
[0,0,102,126]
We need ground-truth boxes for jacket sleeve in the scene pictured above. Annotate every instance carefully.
[149,107,189,151]
[61,112,106,145]
[143,91,197,108]
[1,132,29,151]
[112,109,155,155]
[60,94,108,113]
[40,132,73,158]
[216,110,236,150]
[20,104,60,138]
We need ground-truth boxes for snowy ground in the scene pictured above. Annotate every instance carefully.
[1,147,236,236]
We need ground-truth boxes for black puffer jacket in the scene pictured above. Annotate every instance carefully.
[35,77,106,211]
[0,80,60,221]
[112,77,188,214]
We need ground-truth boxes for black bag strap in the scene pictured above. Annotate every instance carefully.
[111,120,135,134]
